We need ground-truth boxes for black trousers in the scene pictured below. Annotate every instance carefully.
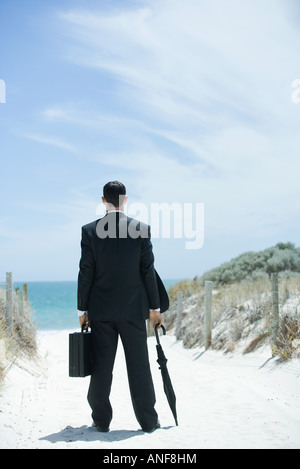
[87,320,158,431]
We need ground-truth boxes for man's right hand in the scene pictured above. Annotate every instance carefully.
[79,313,90,330]
[149,309,162,329]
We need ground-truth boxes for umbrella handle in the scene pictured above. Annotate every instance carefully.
[154,323,166,344]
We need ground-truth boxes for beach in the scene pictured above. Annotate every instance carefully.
[0,328,299,450]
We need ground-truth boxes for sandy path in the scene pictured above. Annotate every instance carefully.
[0,329,299,449]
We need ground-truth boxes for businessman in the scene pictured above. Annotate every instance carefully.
[77,181,169,433]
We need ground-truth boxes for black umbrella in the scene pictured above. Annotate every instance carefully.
[154,324,178,426]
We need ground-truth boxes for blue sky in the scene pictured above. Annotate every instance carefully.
[0,0,300,282]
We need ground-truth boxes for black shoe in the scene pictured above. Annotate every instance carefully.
[143,421,160,433]
[92,421,110,433]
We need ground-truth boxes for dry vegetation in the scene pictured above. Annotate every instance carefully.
[0,288,37,384]
[164,243,300,361]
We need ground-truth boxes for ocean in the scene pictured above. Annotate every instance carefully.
[14,279,180,330]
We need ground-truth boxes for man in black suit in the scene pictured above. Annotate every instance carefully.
[77,181,168,433]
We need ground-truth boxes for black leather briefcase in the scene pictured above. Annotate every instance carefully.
[69,324,92,377]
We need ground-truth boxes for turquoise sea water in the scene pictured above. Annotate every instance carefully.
[14,279,180,330]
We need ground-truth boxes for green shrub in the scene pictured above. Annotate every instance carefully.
[201,242,300,286]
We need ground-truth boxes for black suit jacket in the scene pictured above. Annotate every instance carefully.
[77,212,169,321]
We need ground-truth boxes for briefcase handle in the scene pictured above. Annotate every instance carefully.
[154,323,166,345]
[81,322,90,333]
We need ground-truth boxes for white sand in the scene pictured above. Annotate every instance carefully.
[0,329,299,449]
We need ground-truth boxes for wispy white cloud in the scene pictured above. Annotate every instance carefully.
[58,0,299,124]
[24,133,77,152]
[58,12,297,149]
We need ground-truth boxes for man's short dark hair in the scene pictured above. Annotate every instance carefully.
[103,181,126,208]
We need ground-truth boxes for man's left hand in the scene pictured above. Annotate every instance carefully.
[149,309,162,329]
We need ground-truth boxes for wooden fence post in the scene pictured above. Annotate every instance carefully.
[17,289,24,317]
[176,290,183,340]
[5,272,13,331]
[204,281,213,350]
[23,283,28,303]
[271,272,280,355]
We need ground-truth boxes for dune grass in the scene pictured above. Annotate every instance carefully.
[0,288,37,384]
[166,243,300,360]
